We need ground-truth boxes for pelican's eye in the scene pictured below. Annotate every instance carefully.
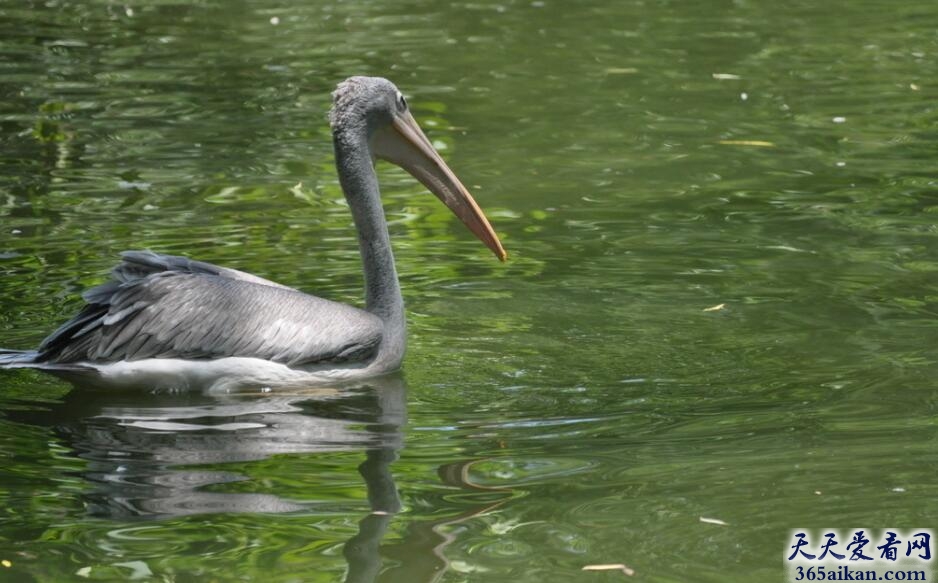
[396,92,407,112]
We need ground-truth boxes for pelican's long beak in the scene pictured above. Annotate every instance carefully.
[371,110,507,261]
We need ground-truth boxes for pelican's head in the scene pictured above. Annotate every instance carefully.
[331,76,507,262]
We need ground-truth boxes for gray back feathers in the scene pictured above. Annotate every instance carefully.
[37,251,384,367]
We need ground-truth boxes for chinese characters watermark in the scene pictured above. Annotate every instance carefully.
[786,530,932,582]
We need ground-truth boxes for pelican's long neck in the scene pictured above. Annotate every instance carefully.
[333,126,405,331]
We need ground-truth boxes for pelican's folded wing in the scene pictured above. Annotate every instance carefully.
[113,250,296,290]
[36,257,383,367]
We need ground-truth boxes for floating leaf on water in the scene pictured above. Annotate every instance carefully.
[290,182,320,205]
[703,303,725,312]
[1,560,11,568]
[450,560,491,574]
[910,83,920,91]
[582,563,635,576]
[204,186,241,204]
[486,517,544,535]
[700,516,729,525]
[764,245,810,253]
[717,140,775,147]
[605,67,638,74]
[113,560,153,580]
[712,73,741,80]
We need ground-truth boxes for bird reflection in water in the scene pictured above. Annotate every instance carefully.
[4,376,514,582]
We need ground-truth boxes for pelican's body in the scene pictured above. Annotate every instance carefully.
[0,77,505,391]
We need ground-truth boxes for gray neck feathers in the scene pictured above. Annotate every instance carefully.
[332,124,405,332]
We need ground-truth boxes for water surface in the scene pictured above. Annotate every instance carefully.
[1,0,938,581]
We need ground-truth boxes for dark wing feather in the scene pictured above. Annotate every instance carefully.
[113,250,295,290]
[36,252,383,366]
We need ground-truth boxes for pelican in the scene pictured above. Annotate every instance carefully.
[0,76,506,391]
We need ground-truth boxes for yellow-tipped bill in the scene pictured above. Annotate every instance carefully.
[371,109,507,261]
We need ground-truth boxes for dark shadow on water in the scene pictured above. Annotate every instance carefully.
[6,377,407,519]
[1,373,514,583]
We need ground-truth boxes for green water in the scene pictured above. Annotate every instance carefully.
[1,0,938,581]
